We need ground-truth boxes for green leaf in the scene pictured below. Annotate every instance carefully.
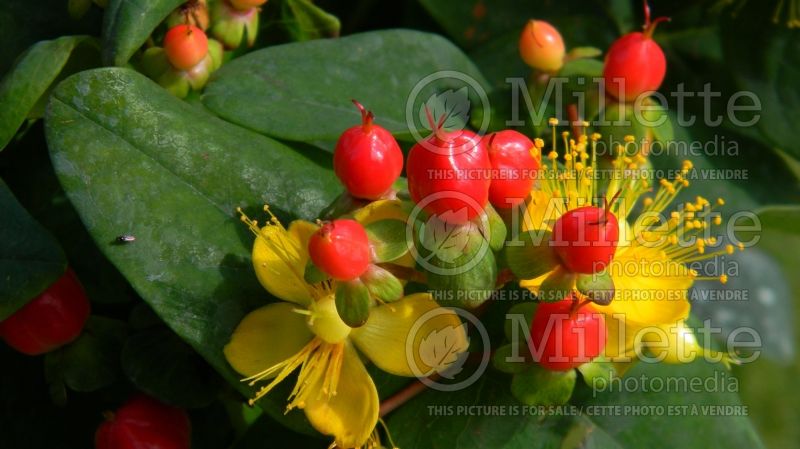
[44,316,127,394]
[122,326,223,408]
[0,0,102,76]
[365,219,409,263]
[203,29,489,143]
[283,0,341,41]
[511,363,576,406]
[388,361,763,449]
[0,36,99,150]
[0,178,66,320]
[335,279,371,327]
[102,0,184,66]
[721,2,800,160]
[45,67,338,431]
[578,361,764,449]
[504,230,559,280]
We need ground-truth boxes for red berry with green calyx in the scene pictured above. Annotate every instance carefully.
[95,395,191,449]
[0,269,90,356]
[406,112,491,224]
[334,100,403,200]
[530,298,606,371]
[603,3,669,101]
[164,24,209,70]
[486,130,539,209]
[552,206,619,274]
[308,219,371,281]
[518,20,565,73]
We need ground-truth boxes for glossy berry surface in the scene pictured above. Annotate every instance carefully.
[518,20,565,72]
[530,299,606,371]
[95,395,191,449]
[406,129,491,224]
[333,101,403,200]
[0,269,90,356]
[308,219,371,281]
[552,206,619,274]
[486,130,539,209]
[603,6,668,101]
[164,24,209,70]
[228,0,266,11]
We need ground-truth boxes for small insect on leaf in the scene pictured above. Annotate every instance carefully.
[115,235,136,244]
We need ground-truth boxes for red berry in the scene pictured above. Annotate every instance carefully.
[0,269,90,356]
[518,20,565,73]
[164,24,209,70]
[603,5,668,101]
[486,130,540,209]
[95,395,191,449]
[228,0,266,11]
[406,128,491,224]
[530,299,606,371]
[308,219,371,281]
[551,206,619,274]
[333,101,403,200]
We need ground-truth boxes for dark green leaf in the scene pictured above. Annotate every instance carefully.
[0,0,102,76]
[122,326,223,408]
[45,67,338,431]
[721,2,800,159]
[203,29,489,143]
[283,0,341,41]
[102,0,184,66]
[0,36,100,150]
[44,316,127,393]
[0,178,66,320]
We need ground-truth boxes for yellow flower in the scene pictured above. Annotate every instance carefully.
[225,203,466,448]
[518,125,741,366]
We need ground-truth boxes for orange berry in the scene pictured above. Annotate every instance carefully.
[518,20,565,72]
[163,24,208,70]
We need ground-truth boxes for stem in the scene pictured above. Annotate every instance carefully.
[567,104,582,138]
[641,0,670,39]
[352,99,373,134]
[379,375,439,417]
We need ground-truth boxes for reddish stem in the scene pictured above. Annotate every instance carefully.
[379,375,439,417]
[642,1,670,39]
[352,99,374,134]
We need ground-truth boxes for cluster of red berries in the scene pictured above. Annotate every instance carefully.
[311,100,543,284]
[519,2,668,102]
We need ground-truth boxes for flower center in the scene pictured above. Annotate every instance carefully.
[307,295,351,343]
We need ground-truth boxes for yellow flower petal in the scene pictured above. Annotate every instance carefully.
[350,199,408,225]
[303,343,378,448]
[252,220,318,305]
[223,303,314,378]
[522,190,563,232]
[350,293,467,377]
[597,246,692,326]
